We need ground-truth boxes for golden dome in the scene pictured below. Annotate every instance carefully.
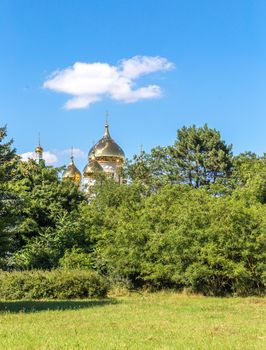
[62,156,81,184]
[83,156,103,177]
[35,145,43,153]
[88,122,125,161]
[35,134,43,154]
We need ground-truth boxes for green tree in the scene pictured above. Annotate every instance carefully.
[231,152,266,204]
[133,185,265,295]
[89,181,265,295]
[145,125,232,188]
[0,126,18,264]
[170,124,233,187]
[124,150,152,186]
[10,159,86,268]
[79,178,147,283]
[14,210,87,269]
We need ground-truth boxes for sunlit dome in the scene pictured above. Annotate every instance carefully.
[88,120,125,161]
[62,155,81,184]
[83,156,103,177]
[35,145,43,153]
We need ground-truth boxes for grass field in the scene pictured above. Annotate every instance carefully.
[0,292,265,350]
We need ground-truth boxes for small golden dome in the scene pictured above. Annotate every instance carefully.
[88,122,125,161]
[35,134,43,154]
[62,157,81,184]
[83,157,103,177]
[35,145,43,153]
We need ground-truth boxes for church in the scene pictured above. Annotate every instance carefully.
[34,114,125,193]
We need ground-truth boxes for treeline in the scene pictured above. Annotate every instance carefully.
[0,124,265,296]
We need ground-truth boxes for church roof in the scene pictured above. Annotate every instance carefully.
[83,157,103,176]
[62,155,81,183]
[88,120,125,160]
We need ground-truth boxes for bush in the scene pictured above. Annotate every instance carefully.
[95,185,265,296]
[59,248,93,270]
[0,269,109,300]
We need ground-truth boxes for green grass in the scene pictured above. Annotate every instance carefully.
[0,292,265,350]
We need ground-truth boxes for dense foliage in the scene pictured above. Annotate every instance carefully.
[0,126,18,266]
[0,124,265,296]
[0,269,109,299]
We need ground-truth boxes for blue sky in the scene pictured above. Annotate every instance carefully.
[0,0,265,168]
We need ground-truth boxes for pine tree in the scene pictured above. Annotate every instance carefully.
[125,150,151,185]
[0,126,17,262]
[170,124,233,187]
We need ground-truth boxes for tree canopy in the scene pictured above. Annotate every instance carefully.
[0,126,18,263]
[0,124,265,296]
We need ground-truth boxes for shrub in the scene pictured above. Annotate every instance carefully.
[59,248,93,270]
[0,269,109,300]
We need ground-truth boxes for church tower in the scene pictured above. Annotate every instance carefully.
[83,113,125,193]
[83,148,103,192]
[35,134,44,165]
[62,148,82,185]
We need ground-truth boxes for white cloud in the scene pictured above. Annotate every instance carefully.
[21,148,86,166]
[59,148,86,158]
[121,56,173,79]
[43,56,174,109]
[20,152,34,162]
[20,151,58,165]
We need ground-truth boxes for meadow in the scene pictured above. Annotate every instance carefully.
[0,292,265,350]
